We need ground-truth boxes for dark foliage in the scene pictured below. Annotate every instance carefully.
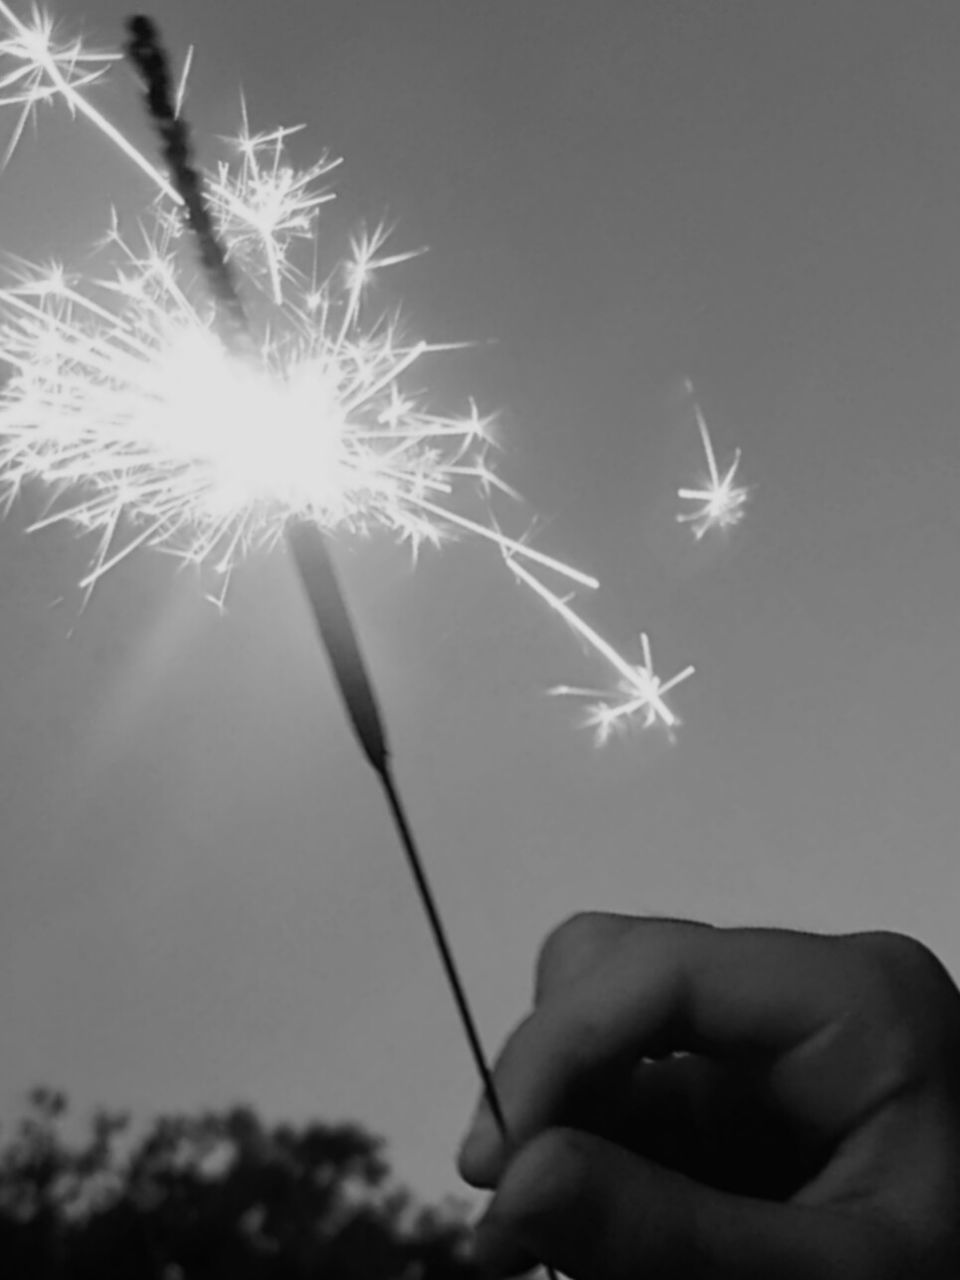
[0,1088,477,1280]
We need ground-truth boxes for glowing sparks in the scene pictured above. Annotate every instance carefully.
[207,104,342,305]
[0,0,180,200]
[505,557,694,743]
[1,3,714,751]
[0,5,598,602]
[676,384,749,539]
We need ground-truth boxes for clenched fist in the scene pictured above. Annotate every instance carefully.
[458,914,960,1278]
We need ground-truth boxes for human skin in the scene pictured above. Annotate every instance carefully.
[457,913,960,1279]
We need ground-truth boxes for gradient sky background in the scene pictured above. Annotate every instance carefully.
[1,0,960,1209]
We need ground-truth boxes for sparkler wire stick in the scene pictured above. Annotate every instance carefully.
[125,17,253,358]
[287,517,512,1145]
[126,18,543,1266]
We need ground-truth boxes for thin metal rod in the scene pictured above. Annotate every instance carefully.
[288,524,511,1133]
[376,759,510,1142]
[377,763,561,1280]
[290,525,558,1279]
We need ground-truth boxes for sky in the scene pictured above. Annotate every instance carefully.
[1,0,960,1209]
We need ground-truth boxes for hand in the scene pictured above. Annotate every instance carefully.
[457,913,960,1278]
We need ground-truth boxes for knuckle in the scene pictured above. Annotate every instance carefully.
[538,1124,592,1166]
[510,1127,591,1217]
[849,931,959,1012]
[844,931,960,1072]
[853,930,941,975]
[533,911,713,1007]
[863,1010,930,1098]
[534,911,626,1001]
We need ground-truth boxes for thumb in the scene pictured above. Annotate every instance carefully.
[471,1127,903,1280]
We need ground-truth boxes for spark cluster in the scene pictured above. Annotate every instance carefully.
[0,3,710,740]
[676,382,750,539]
[0,5,594,602]
[506,557,695,744]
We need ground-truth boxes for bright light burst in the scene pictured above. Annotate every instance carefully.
[505,557,694,744]
[0,4,598,602]
[676,382,749,539]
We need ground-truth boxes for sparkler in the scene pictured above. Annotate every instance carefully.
[115,22,558,1274]
[677,380,750,539]
[0,8,589,1271]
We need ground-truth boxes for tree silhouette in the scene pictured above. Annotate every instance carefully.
[0,1088,477,1279]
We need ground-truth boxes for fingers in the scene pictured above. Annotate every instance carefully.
[471,1126,907,1280]
[458,918,894,1186]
